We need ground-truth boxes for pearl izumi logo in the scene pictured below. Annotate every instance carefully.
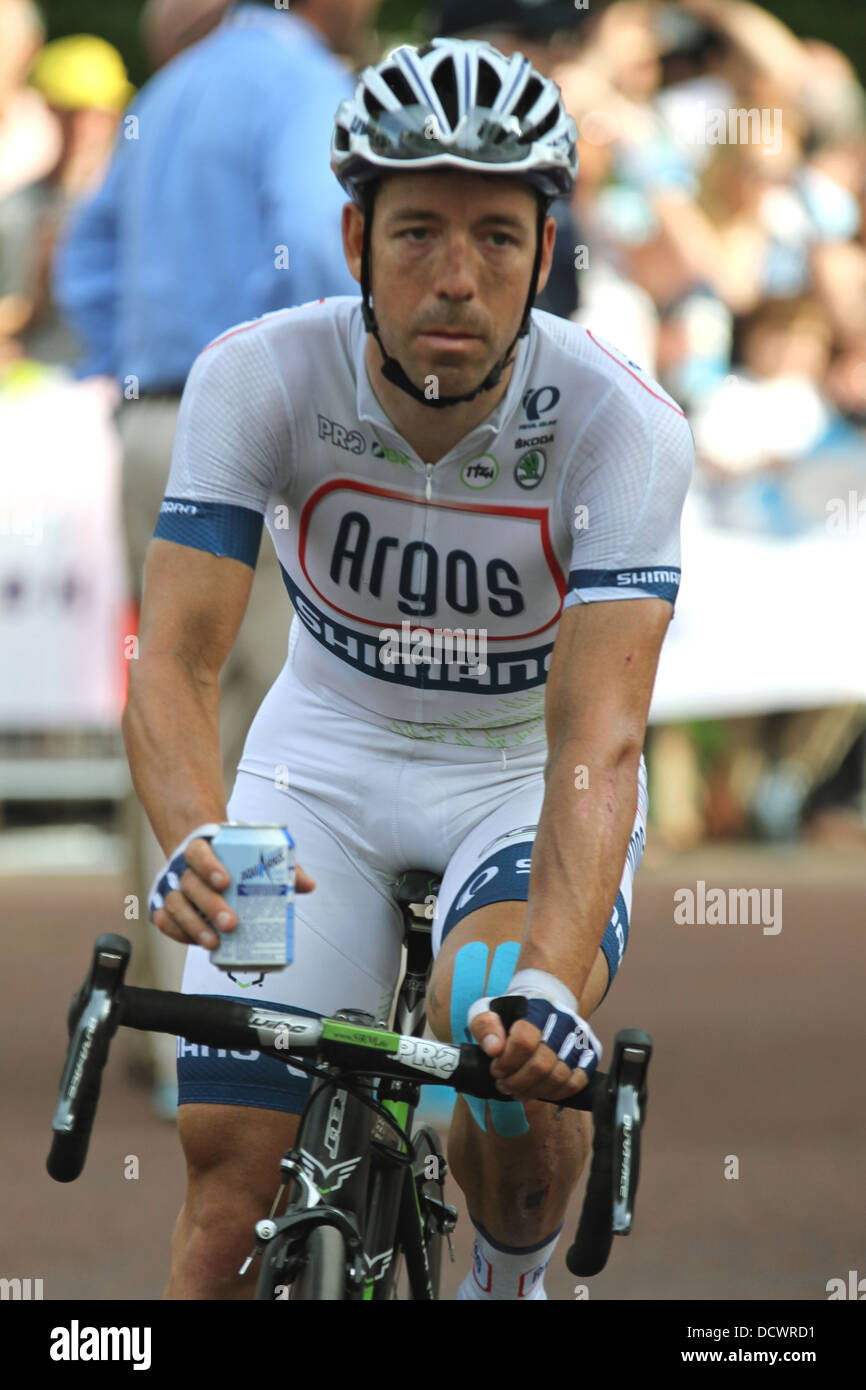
[460,454,498,488]
[522,385,560,420]
[515,450,546,489]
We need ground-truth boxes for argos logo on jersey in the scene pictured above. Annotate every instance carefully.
[296,479,565,637]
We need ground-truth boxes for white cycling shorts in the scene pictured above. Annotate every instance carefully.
[177,663,648,1114]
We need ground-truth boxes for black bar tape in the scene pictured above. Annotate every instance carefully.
[117,986,260,1051]
[453,1043,599,1111]
[487,994,528,1031]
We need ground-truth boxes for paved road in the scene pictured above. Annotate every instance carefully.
[4,843,863,1301]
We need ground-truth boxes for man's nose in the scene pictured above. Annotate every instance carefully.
[432,231,477,300]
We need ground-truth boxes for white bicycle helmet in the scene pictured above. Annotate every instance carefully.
[330,38,579,408]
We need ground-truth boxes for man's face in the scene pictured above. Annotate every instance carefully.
[344,170,554,397]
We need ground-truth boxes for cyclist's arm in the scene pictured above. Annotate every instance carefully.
[470,375,694,1099]
[122,540,253,947]
[518,384,694,1011]
[469,597,672,1101]
[122,538,252,858]
[121,321,300,945]
[517,595,670,997]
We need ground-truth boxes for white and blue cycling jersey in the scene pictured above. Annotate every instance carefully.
[154,295,693,753]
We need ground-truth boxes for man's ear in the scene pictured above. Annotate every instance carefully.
[342,201,365,285]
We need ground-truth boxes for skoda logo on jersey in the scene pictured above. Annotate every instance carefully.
[522,385,560,421]
[318,413,366,455]
[460,454,498,489]
[515,450,546,489]
[514,434,553,449]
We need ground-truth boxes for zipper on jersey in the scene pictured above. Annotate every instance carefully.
[424,462,433,502]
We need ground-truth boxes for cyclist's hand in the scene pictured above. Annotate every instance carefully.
[467,993,601,1103]
[148,824,315,948]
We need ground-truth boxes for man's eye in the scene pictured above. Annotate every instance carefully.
[487,232,518,247]
[401,228,430,242]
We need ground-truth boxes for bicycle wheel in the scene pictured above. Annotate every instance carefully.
[290,1225,347,1301]
[255,1224,348,1301]
[392,1124,447,1300]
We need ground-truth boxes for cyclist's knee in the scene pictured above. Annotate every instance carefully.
[428,911,532,1139]
[428,902,525,1043]
[427,906,612,1141]
[174,1104,299,1270]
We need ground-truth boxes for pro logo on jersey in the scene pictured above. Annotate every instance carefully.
[460,454,498,489]
[317,414,366,454]
[514,450,546,489]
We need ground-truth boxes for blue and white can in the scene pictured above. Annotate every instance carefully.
[209,824,295,973]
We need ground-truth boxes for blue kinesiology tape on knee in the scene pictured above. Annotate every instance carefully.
[485,942,530,1138]
[450,942,490,1132]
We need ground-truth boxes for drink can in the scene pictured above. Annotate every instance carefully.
[208,824,295,972]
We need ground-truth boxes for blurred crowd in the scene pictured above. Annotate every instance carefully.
[1,0,865,846]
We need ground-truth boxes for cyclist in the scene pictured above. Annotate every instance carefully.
[129,37,694,1300]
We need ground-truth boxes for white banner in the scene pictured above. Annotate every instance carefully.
[0,372,130,727]
[651,495,866,721]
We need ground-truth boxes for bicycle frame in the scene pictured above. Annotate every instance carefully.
[257,1069,440,1300]
[254,904,449,1300]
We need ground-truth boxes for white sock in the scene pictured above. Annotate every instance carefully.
[455,1221,562,1301]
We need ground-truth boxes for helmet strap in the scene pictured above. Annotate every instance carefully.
[360,189,549,411]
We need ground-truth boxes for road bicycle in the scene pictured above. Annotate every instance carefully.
[47,870,652,1300]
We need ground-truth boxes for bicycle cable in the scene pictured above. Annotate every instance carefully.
[282,1057,421,1167]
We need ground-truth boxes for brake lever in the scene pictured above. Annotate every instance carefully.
[609,1030,652,1234]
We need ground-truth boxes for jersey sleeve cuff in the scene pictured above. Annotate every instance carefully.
[565,566,681,606]
[154,498,265,568]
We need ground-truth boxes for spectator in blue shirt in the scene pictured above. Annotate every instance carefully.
[55,0,375,386]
